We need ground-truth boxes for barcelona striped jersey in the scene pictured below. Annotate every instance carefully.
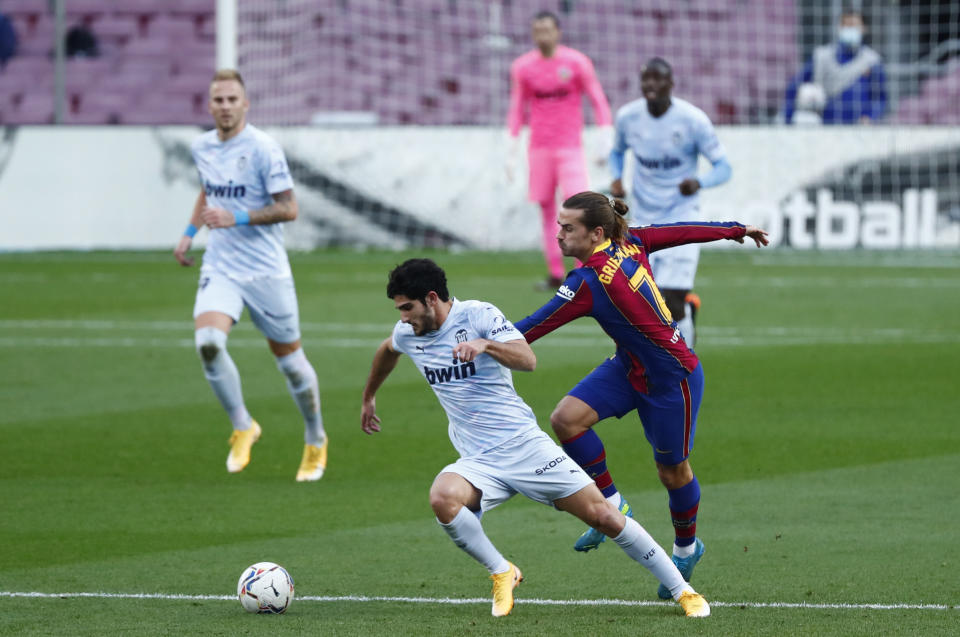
[515,222,746,394]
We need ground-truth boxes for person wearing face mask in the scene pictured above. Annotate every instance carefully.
[784,10,887,124]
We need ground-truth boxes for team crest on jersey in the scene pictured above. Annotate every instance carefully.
[557,66,572,82]
[237,155,247,171]
[455,329,468,344]
[671,130,683,147]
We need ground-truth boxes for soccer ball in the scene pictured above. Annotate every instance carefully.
[237,562,295,614]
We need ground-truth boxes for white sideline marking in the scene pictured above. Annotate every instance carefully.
[0,591,955,611]
[1,327,959,349]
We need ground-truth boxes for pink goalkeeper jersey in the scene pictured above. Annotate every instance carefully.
[508,45,612,149]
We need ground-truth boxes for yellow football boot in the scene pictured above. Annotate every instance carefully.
[490,562,523,617]
[226,420,261,473]
[295,438,328,482]
[677,590,710,617]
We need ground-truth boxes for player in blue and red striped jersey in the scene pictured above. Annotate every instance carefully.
[514,191,768,599]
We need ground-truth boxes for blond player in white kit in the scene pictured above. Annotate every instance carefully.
[360,258,709,619]
[174,69,328,482]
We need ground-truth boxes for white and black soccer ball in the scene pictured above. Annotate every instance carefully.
[237,562,295,614]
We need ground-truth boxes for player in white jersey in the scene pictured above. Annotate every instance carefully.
[609,58,732,348]
[173,69,328,482]
[360,258,710,619]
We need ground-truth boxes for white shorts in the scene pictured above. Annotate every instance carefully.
[632,198,701,291]
[193,271,301,343]
[648,243,700,290]
[440,428,594,512]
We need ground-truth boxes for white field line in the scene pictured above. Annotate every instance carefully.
[3,272,959,287]
[694,275,960,288]
[0,591,955,611]
[748,253,960,269]
[0,322,959,349]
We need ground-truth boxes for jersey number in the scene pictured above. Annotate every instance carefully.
[627,266,673,323]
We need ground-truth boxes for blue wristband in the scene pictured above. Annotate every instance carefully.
[233,210,250,226]
[184,224,198,238]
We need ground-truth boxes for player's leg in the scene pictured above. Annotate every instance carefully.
[430,465,521,617]
[650,244,701,349]
[193,275,259,473]
[528,147,564,287]
[557,147,590,268]
[554,485,707,615]
[503,431,707,616]
[555,357,638,551]
[661,287,692,342]
[246,276,327,481]
[637,363,706,598]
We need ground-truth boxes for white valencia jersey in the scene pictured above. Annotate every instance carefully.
[191,124,294,280]
[613,97,726,225]
[391,299,541,458]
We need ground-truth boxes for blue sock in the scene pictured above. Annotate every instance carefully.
[562,429,618,499]
[668,476,700,547]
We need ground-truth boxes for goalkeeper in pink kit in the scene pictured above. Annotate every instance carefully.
[507,11,612,288]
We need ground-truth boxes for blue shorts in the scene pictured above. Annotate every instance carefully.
[568,357,704,466]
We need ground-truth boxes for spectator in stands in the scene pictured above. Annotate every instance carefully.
[784,9,887,125]
[0,9,17,68]
[66,24,99,58]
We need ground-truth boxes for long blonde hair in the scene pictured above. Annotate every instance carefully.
[562,191,630,243]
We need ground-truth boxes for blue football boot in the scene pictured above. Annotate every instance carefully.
[657,537,705,599]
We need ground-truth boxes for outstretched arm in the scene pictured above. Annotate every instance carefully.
[631,222,768,252]
[514,273,593,343]
[361,337,403,435]
[729,225,769,247]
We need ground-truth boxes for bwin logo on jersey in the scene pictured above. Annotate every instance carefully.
[556,285,576,300]
[636,155,682,170]
[204,180,246,198]
[424,361,476,385]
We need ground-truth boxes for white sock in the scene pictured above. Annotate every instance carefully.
[195,326,251,431]
[674,541,697,558]
[438,507,509,575]
[613,517,690,599]
[275,348,326,446]
[606,492,622,509]
[678,305,695,349]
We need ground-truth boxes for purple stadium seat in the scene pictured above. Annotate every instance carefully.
[66,90,132,124]
[65,0,114,18]
[91,14,140,42]
[12,91,55,124]
[1,0,46,19]
[147,15,198,40]
[169,0,215,18]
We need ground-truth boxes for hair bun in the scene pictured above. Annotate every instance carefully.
[610,198,630,217]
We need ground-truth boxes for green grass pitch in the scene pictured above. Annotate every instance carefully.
[1,248,958,636]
